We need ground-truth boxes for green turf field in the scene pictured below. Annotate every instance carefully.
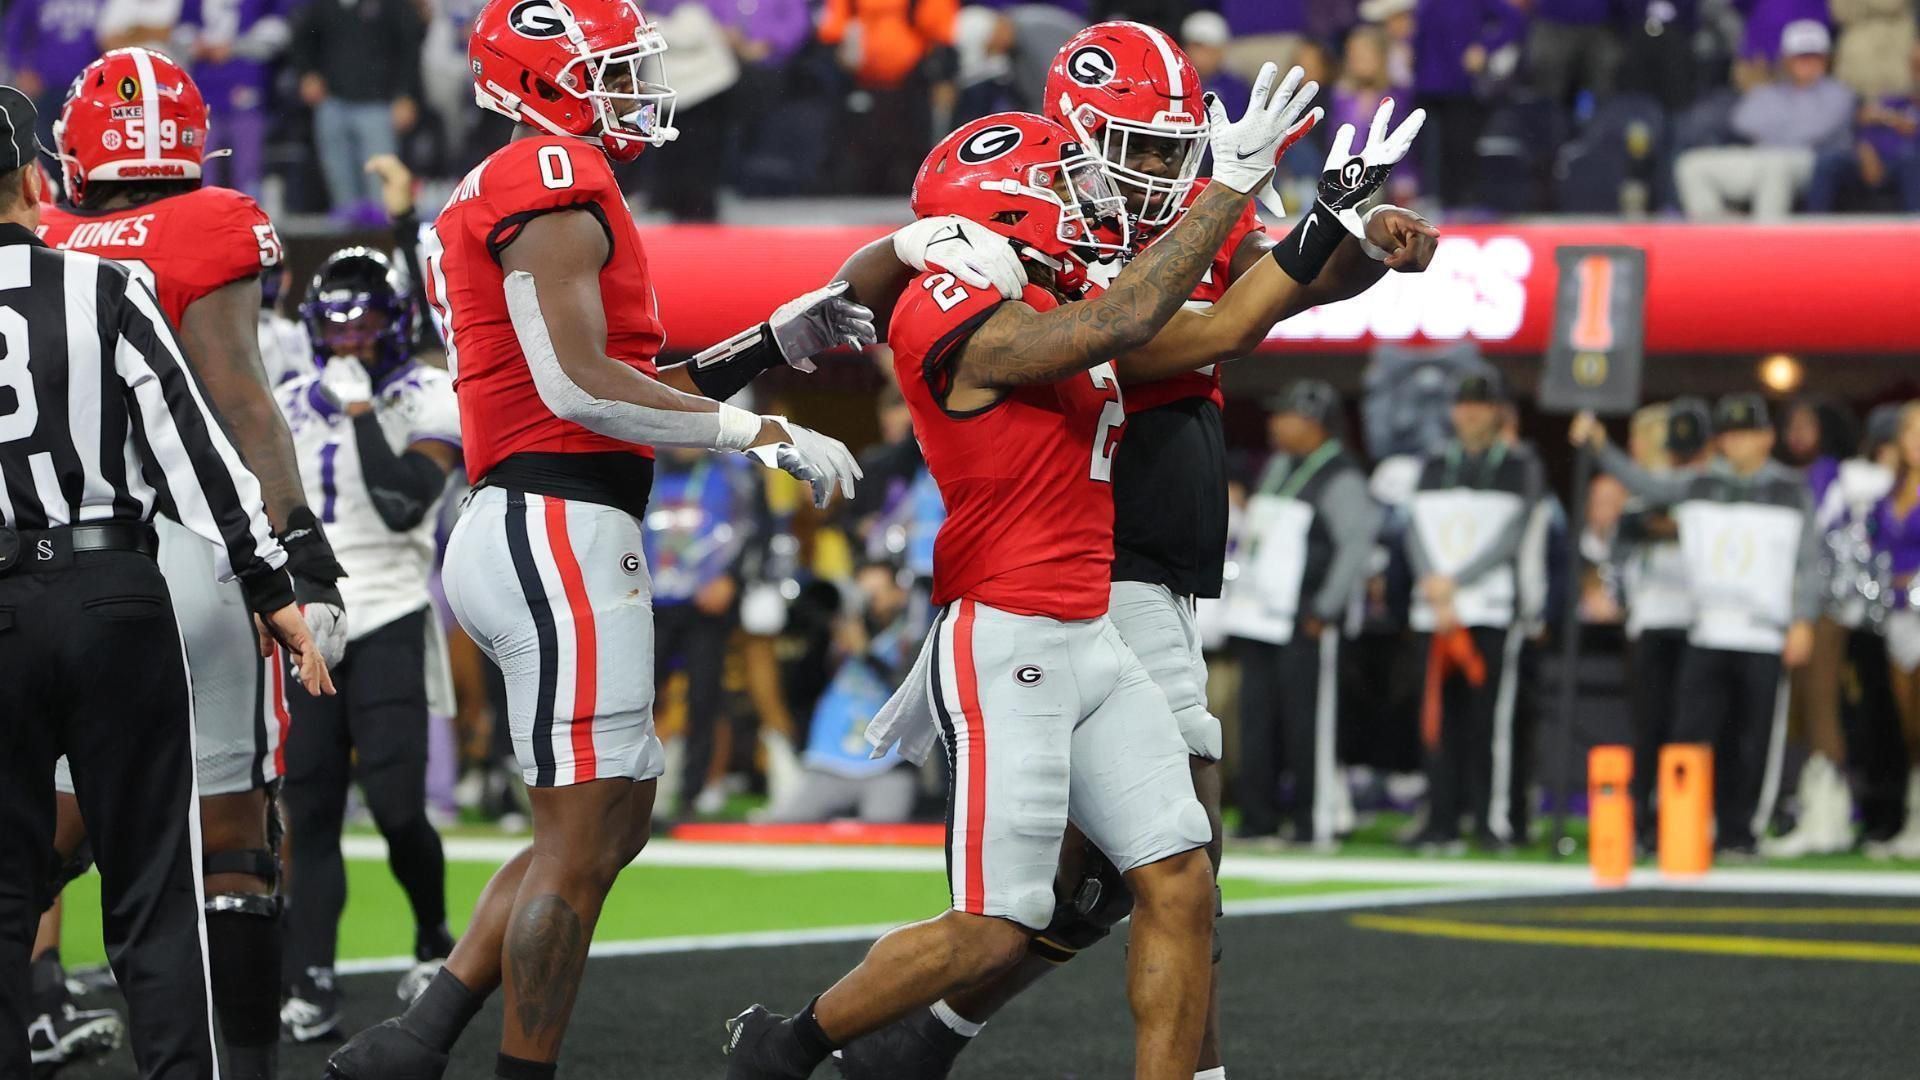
[54,857,1420,968]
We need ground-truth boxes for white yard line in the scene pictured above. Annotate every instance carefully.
[349,835,1920,895]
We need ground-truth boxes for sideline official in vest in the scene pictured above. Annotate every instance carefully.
[1406,371,1543,852]
[0,88,334,1080]
[1574,393,1821,858]
[1223,381,1383,846]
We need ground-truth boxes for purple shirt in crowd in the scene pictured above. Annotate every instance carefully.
[1210,0,1304,37]
[651,0,815,65]
[1735,0,1829,61]
[1875,494,1920,601]
[1530,0,1611,25]
[1413,0,1527,97]
[3,0,103,93]
[177,0,292,116]
[1859,93,1920,163]
[1731,76,1855,151]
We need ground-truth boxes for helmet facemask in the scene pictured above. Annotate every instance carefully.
[978,139,1131,266]
[1060,95,1207,229]
[570,31,678,159]
[303,288,412,383]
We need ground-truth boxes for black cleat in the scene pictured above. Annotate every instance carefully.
[323,1018,449,1080]
[29,1001,125,1070]
[723,1005,814,1079]
[832,1008,969,1080]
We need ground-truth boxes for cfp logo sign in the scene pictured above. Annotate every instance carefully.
[1710,528,1756,577]
[1066,45,1116,87]
[508,0,572,38]
[1435,513,1480,561]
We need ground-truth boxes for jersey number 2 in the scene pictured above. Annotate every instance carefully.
[1088,363,1122,483]
[922,273,969,312]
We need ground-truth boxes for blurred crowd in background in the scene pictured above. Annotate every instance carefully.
[7,0,1920,224]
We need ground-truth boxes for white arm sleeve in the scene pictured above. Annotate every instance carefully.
[504,270,762,451]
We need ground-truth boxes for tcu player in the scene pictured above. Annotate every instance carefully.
[724,71,1322,1080]
[837,22,1431,1080]
[34,47,348,1080]
[325,1,871,1077]
[276,249,460,1041]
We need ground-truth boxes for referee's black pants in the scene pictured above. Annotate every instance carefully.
[1627,628,1691,839]
[655,602,735,814]
[1235,629,1340,841]
[283,608,447,988]
[1674,645,1784,850]
[0,551,214,1079]
[1419,625,1525,842]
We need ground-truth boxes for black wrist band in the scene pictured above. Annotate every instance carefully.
[1270,201,1346,285]
[687,322,783,401]
[241,568,297,615]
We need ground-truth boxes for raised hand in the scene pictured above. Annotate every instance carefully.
[1204,62,1323,197]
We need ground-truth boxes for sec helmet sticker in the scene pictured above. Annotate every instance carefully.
[101,129,123,151]
[1066,45,1117,87]
[507,0,571,39]
[957,124,1023,165]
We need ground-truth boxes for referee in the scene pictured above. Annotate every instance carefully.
[0,88,334,1080]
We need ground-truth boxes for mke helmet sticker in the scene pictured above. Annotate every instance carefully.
[957,124,1024,165]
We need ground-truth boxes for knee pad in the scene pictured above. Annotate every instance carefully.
[204,893,284,1048]
[1031,848,1134,964]
[47,840,95,901]
[204,847,279,900]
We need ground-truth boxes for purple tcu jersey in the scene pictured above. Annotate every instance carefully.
[3,0,105,92]
[178,0,292,113]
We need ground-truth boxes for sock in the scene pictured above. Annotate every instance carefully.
[205,907,281,1050]
[416,921,456,962]
[786,996,840,1064]
[1196,1068,1228,1080]
[226,1043,278,1080]
[495,1052,557,1080]
[402,967,488,1053]
[29,950,66,1012]
[929,999,984,1038]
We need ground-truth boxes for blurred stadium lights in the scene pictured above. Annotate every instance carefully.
[1757,353,1805,395]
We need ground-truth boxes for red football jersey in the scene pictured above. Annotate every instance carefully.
[892,273,1125,622]
[37,186,283,326]
[421,136,664,482]
[1119,178,1266,414]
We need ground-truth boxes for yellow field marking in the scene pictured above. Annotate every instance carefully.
[1349,914,1920,965]
[1449,906,1920,926]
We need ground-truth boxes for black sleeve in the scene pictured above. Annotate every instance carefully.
[351,411,450,531]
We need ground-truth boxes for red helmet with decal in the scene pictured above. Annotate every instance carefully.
[911,112,1128,299]
[54,48,210,203]
[1044,21,1208,228]
[470,0,678,163]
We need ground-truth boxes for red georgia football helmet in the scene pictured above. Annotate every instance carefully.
[911,112,1128,298]
[1044,21,1208,228]
[54,48,210,203]
[470,0,678,163]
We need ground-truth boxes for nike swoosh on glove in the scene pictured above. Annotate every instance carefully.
[1204,62,1323,197]
[891,215,1028,300]
[768,280,877,374]
[744,416,864,508]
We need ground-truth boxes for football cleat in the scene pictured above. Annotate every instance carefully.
[28,1001,125,1067]
[723,1005,814,1080]
[324,1018,449,1080]
[396,958,445,1005]
[281,988,343,1044]
[832,1007,969,1080]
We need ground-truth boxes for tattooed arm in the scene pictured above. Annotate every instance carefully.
[944,183,1253,407]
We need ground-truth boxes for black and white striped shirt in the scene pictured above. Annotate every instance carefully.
[0,223,288,595]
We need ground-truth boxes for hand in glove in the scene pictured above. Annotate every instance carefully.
[310,356,373,419]
[1203,62,1323,197]
[744,416,864,508]
[768,281,878,374]
[892,215,1029,300]
[1315,96,1426,235]
[280,507,350,668]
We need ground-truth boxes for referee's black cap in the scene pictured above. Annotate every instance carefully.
[1667,397,1712,458]
[1714,392,1771,434]
[1267,379,1341,428]
[1452,369,1508,404]
[0,86,43,172]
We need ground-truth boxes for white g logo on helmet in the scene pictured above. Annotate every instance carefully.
[957,124,1024,165]
[507,0,571,39]
[1066,45,1117,87]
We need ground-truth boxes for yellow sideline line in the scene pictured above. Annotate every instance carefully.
[1449,907,1920,925]
[1349,914,1920,965]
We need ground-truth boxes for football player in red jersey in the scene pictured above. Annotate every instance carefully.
[32,46,348,1080]
[834,22,1432,1080]
[325,2,872,1079]
[723,66,1329,1080]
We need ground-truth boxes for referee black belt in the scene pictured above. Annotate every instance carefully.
[0,522,160,575]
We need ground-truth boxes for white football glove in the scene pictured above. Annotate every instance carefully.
[768,281,878,374]
[1204,62,1324,197]
[300,601,349,669]
[744,416,864,508]
[1315,96,1426,241]
[891,215,1028,300]
[316,355,373,415]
